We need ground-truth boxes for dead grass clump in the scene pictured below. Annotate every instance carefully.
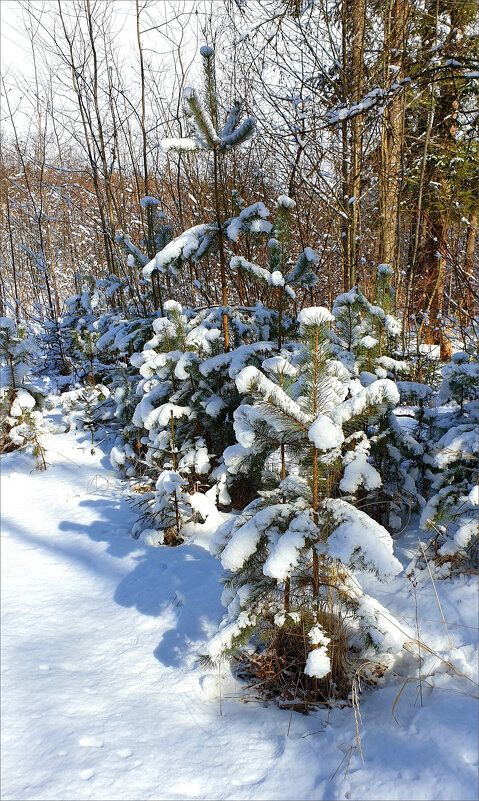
[235,611,354,711]
[163,526,184,547]
[415,533,479,577]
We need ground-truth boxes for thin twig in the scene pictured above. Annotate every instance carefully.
[418,537,454,650]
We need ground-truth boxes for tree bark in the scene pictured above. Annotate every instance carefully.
[379,0,408,270]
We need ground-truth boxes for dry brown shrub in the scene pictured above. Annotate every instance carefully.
[235,610,356,711]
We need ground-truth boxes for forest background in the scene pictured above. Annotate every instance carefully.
[1,0,478,344]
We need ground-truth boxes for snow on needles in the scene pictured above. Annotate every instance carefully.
[325,499,403,579]
[143,225,210,277]
[297,306,334,329]
[308,415,344,450]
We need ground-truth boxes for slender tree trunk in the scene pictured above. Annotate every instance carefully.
[213,148,230,351]
[340,0,366,291]
[136,0,154,258]
[5,194,20,323]
[57,2,115,281]
[349,0,365,288]
[379,0,408,270]
[422,210,449,345]
[85,0,118,270]
[463,208,478,319]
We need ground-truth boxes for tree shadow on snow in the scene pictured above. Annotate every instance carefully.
[55,485,224,669]
[4,517,124,582]
[113,544,224,668]
[58,497,139,558]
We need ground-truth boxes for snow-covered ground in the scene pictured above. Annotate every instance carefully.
[1,419,478,800]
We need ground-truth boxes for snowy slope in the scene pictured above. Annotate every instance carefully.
[1,422,478,801]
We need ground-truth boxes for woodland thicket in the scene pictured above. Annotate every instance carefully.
[1,0,478,708]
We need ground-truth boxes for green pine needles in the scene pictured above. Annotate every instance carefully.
[161,45,255,156]
[0,317,48,468]
[207,308,406,705]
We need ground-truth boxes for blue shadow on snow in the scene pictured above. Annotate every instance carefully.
[114,544,224,668]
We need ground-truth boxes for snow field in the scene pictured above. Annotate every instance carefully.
[1,422,478,800]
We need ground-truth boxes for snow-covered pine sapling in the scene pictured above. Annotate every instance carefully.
[131,469,191,547]
[60,276,100,376]
[62,289,118,444]
[366,265,406,379]
[130,301,189,458]
[370,375,434,533]
[159,45,257,351]
[61,384,112,448]
[130,299,279,540]
[330,287,367,371]
[231,195,319,349]
[330,271,420,531]
[367,405,424,532]
[207,307,405,705]
[115,229,152,315]
[128,301,202,542]
[268,195,295,349]
[139,196,163,258]
[64,273,114,387]
[419,350,479,572]
[109,368,144,476]
[117,199,175,314]
[375,263,395,314]
[131,405,192,546]
[222,353,300,501]
[71,327,100,390]
[331,278,406,381]
[101,314,157,477]
[0,317,48,468]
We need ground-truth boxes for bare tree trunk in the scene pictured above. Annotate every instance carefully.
[349,0,365,288]
[340,0,366,291]
[379,0,408,270]
[463,208,478,318]
[136,0,152,250]
[56,0,117,287]
[5,194,21,323]
[85,0,117,265]
[422,210,449,345]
